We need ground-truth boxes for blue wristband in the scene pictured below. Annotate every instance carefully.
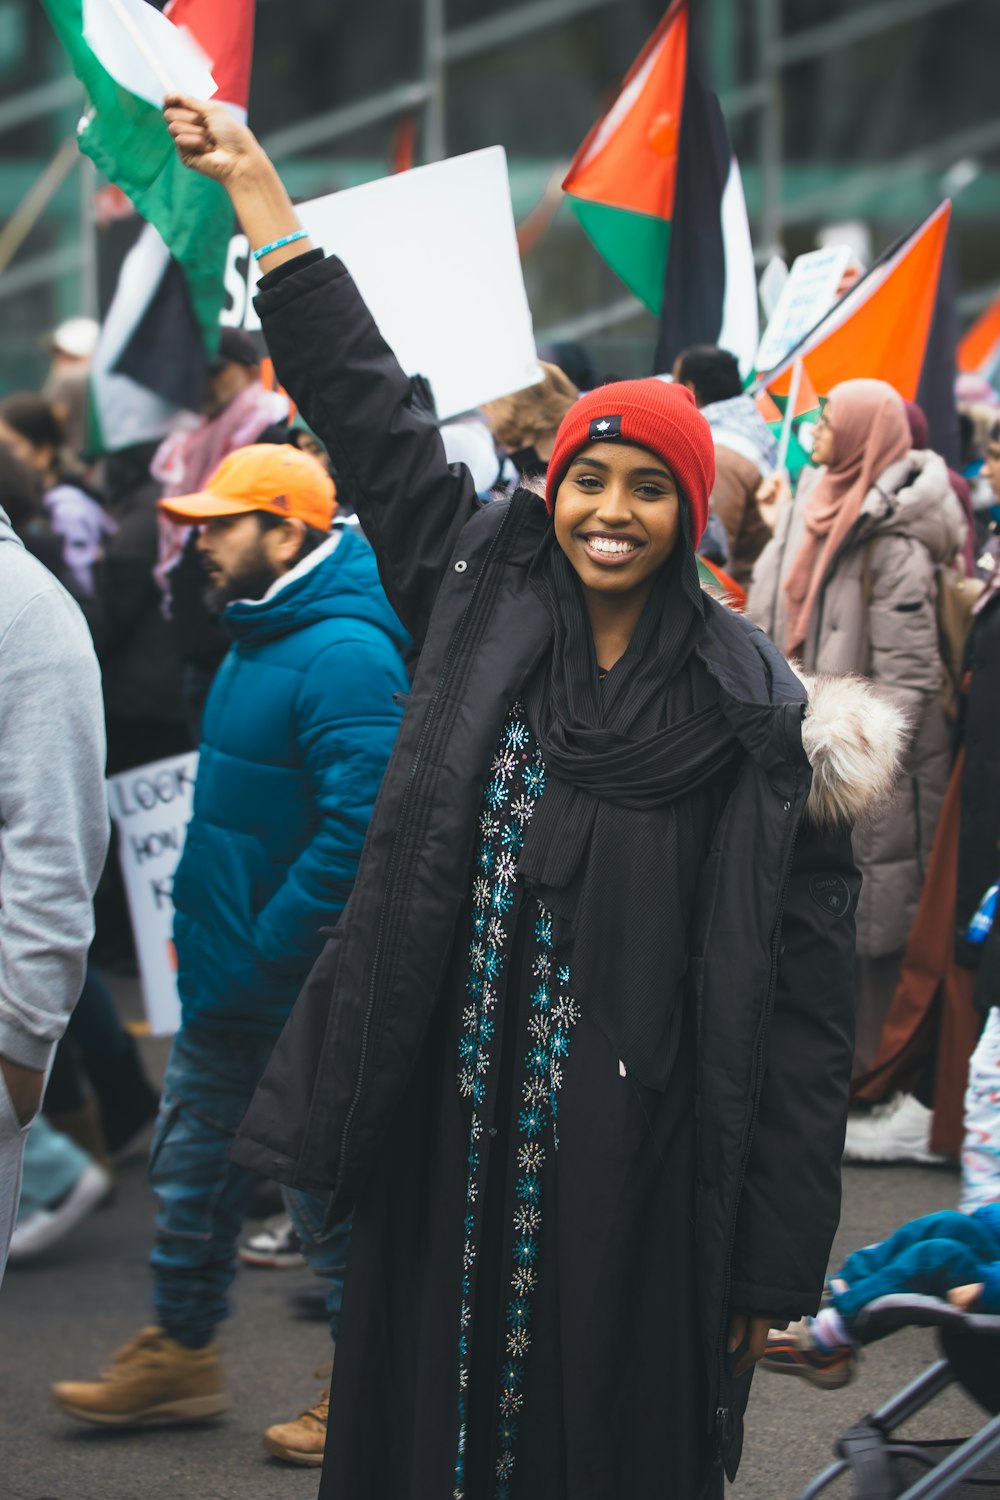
[253,230,308,263]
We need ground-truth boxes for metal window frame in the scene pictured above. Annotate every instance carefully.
[1,0,995,335]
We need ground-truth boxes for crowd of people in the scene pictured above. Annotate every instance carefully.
[0,92,998,1498]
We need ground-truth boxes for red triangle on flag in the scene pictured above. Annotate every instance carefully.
[792,363,820,417]
[754,389,783,423]
[165,0,254,111]
[563,0,687,222]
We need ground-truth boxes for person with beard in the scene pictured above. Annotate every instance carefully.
[150,96,911,1499]
[52,442,410,1466]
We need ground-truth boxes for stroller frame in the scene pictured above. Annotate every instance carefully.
[797,1296,1000,1500]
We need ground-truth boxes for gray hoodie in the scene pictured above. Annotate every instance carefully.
[0,508,108,1070]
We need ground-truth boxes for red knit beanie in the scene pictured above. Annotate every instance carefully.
[544,379,715,545]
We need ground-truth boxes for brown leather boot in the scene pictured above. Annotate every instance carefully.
[262,1387,329,1466]
[52,1327,228,1426]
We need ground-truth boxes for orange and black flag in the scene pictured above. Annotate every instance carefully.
[758,202,953,402]
[563,0,757,375]
[959,291,1000,388]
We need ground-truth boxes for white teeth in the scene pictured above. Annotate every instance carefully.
[586,536,637,556]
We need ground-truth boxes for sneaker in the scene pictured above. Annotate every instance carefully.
[239,1214,305,1269]
[8,1162,113,1262]
[760,1318,855,1389]
[843,1093,950,1165]
[262,1387,329,1466]
[51,1327,228,1426]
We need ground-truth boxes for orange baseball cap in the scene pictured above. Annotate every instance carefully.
[158,444,337,530]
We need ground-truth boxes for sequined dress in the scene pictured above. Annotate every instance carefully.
[320,703,721,1500]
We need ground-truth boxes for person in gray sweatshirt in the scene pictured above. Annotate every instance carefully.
[0,504,109,1279]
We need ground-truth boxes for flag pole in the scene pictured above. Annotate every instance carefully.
[0,136,79,278]
[102,0,178,97]
[776,358,803,473]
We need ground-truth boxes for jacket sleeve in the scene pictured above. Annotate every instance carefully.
[254,255,480,647]
[0,588,109,1070]
[867,533,940,737]
[729,816,860,1318]
[251,632,406,969]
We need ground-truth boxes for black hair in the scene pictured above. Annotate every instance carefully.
[0,392,65,453]
[991,416,1000,444]
[674,346,743,406]
[254,510,329,563]
[0,442,44,530]
[0,390,102,499]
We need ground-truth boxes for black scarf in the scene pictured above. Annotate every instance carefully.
[519,528,740,1090]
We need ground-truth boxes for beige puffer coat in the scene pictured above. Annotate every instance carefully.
[747,450,966,958]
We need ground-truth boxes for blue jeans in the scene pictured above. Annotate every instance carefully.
[149,1024,350,1349]
[833,1210,1000,1326]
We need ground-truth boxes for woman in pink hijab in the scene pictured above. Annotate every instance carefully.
[748,378,967,1073]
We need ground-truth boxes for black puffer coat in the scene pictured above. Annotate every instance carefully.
[233,253,871,1468]
[956,585,1000,1006]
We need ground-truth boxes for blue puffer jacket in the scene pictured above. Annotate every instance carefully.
[172,527,409,1032]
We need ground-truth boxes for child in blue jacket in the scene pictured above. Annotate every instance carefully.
[762,1203,1000,1387]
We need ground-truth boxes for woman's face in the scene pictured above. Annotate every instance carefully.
[553,441,681,600]
[810,402,835,468]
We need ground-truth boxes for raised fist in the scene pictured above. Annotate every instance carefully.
[164,94,260,185]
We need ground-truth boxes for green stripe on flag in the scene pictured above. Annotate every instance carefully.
[85,374,103,460]
[567,197,671,316]
[41,0,231,355]
[696,557,718,591]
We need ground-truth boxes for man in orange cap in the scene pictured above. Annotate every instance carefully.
[53,443,410,1466]
[167,442,340,610]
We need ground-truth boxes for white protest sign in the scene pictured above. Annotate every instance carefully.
[758,255,789,322]
[223,147,542,420]
[107,752,199,1036]
[82,0,217,107]
[755,245,856,374]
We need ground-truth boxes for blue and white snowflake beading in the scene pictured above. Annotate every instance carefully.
[453,704,579,1500]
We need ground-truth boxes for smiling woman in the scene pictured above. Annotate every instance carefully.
[164,95,875,1500]
[553,445,681,662]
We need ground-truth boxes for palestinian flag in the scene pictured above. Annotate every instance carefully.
[697,555,745,612]
[563,0,758,376]
[761,361,823,482]
[41,0,255,451]
[757,201,952,403]
[958,291,1000,388]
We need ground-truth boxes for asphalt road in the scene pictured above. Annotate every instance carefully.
[0,1032,991,1500]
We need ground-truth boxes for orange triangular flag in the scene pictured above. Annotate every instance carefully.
[760,202,951,401]
[754,389,782,423]
[958,292,1000,377]
[791,363,819,418]
[562,0,687,311]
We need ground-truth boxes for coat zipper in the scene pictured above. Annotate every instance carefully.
[334,501,522,1190]
[713,790,801,1451]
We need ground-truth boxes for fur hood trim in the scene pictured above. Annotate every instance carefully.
[797,672,908,829]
